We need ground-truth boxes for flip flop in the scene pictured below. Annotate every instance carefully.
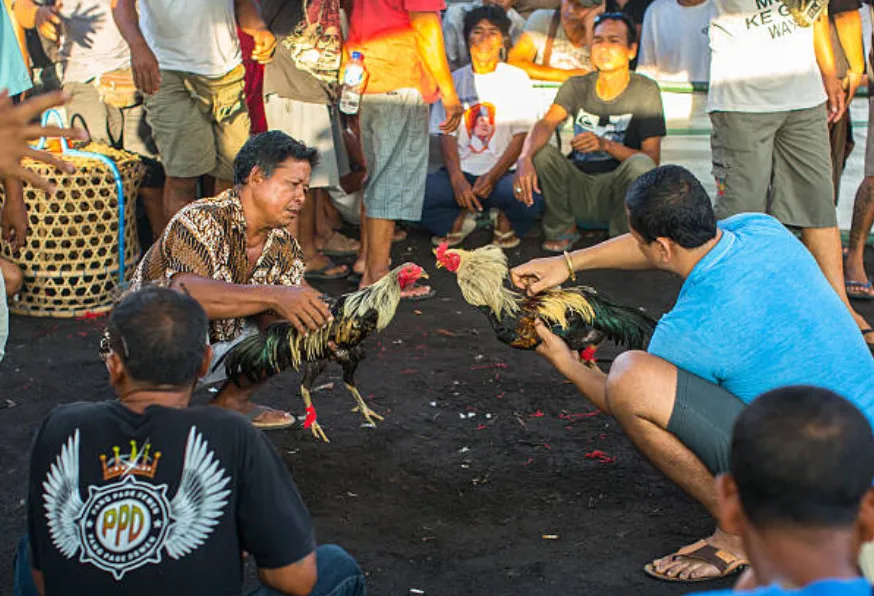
[401,283,436,301]
[431,214,477,247]
[305,263,349,281]
[643,540,749,583]
[492,229,521,249]
[542,230,582,253]
[245,405,296,431]
[846,280,874,301]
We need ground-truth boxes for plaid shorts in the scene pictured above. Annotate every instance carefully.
[359,88,429,221]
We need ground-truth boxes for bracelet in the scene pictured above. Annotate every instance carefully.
[562,250,576,282]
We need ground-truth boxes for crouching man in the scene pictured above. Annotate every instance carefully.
[511,165,874,583]
[129,131,333,430]
[15,287,365,596]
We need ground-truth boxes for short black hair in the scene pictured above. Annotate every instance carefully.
[624,165,717,248]
[732,385,874,529]
[106,286,209,386]
[233,130,319,186]
[593,12,638,46]
[463,5,512,49]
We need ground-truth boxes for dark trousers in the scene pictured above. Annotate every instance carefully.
[420,169,544,237]
[15,536,366,596]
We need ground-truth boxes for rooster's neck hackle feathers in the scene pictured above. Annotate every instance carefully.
[341,264,404,331]
[453,245,520,320]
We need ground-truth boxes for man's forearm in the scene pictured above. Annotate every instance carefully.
[602,138,642,163]
[556,360,611,413]
[111,0,149,50]
[440,134,464,178]
[489,133,526,179]
[169,274,278,320]
[410,12,459,101]
[519,120,556,160]
[509,60,586,83]
[234,0,268,35]
[814,12,837,76]
[571,233,653,271]
[834,10,865,75]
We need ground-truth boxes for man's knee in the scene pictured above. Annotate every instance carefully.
[605,351,676,425]
[622,153,657,180]
[532,143,566,174]
[1,260,23,296]
[315,544,365,594]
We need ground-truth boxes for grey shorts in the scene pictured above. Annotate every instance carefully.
[263,94,350,188]
[359,88,429,221]
[64,81,164,188]
[710,105,837,228]
[666,368,747,475]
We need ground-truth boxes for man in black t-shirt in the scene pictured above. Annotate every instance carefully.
[513,12,666,252]
[16,287,366,596]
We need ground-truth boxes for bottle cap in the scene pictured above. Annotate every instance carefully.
[351,51,362,60]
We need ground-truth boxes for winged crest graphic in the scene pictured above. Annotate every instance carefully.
[42,426,232,577]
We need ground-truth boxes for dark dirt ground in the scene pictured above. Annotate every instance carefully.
[2,226,872,596]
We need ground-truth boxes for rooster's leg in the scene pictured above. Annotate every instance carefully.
[301,361,330,442]
[340,350,384,426]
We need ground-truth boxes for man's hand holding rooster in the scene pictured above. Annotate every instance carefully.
[510,255,568,295]
[270,285,333,335]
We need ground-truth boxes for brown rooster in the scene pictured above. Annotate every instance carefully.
[434,243,656,364]
[221,263,428,442]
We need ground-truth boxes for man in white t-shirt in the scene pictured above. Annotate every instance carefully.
[113,0,276,221]
[443,0,527,71]
[507,0,604,81]
[423,6,542,247]
[637,0,711,83]
[706,0,873,352]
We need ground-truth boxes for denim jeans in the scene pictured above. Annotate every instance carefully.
[420,169,544,237]
[15,536,365,596]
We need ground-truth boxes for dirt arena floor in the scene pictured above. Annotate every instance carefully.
[2,227,872,596]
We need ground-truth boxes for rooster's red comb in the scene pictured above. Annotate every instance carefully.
[435,242,449,262]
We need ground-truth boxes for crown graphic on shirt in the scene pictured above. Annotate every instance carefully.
[100,441,162,481]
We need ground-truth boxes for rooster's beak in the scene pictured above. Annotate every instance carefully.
[420,271,430,279]
[435,261,444,269]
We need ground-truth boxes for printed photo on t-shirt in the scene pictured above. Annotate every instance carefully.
[572,110,634,165]
[282,0,341,85]
[465,102,497,154]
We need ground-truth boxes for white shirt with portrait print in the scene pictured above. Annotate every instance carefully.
[430,63,537,176]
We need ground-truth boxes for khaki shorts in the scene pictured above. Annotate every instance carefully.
[144,65,251,181]
[710,105,837,229]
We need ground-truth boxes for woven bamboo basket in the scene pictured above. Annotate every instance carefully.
[0,141,144,318]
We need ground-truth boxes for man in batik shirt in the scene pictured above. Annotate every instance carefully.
[130,131,332,430]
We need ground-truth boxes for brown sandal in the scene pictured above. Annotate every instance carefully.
[643,540,749,583]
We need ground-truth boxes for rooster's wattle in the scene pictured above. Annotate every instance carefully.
[434,243,656,364]
[221,263,428,441]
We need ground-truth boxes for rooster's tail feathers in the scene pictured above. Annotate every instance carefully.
[221,322,297,383]
[578,288,657,350]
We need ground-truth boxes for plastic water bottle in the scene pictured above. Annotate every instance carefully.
[339,51,368,115]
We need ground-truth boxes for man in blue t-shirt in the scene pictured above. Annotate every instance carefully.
[510,165,874,584]
[694,386,874,596]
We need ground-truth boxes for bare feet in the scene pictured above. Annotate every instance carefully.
[647,528,748,582]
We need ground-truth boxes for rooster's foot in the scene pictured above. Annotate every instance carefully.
[308,421,331,442]
[351,404,384,426]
